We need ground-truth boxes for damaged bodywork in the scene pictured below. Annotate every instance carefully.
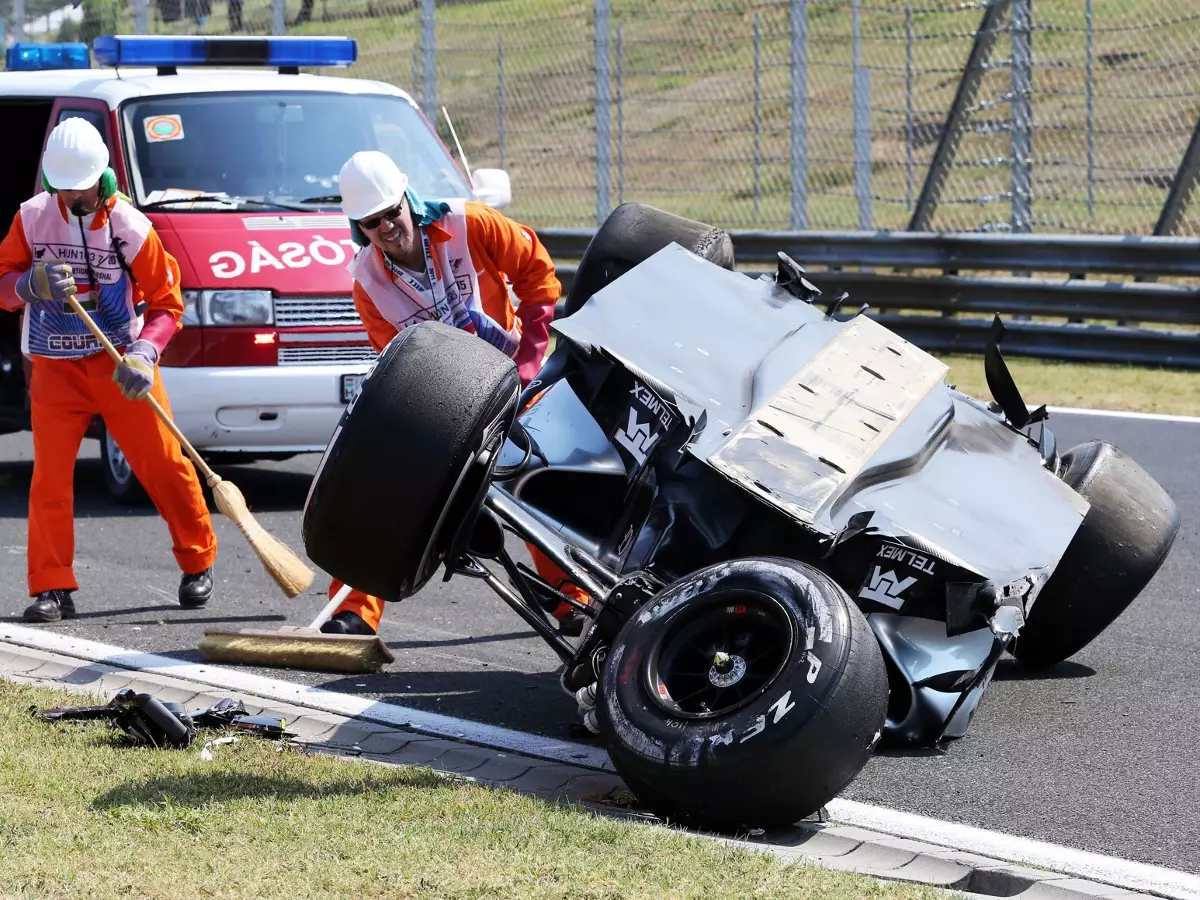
[301,204,1178,831]
[513,242,1088,745]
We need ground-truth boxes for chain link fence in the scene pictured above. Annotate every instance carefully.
[6,0,1200,236]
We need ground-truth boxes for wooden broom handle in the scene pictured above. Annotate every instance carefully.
[63,292,220,484]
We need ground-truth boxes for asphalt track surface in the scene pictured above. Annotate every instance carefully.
[1,410,1197,873]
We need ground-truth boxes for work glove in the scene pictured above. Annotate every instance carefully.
[15,260,76,306]
[113,340,158,400]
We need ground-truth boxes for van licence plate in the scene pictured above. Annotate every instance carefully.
[341,374,364,404]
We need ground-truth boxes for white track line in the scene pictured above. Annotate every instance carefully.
[4,625,1199,899]
[1046,405,1200,424]
[825,799,1200,900]
[0,624,612,771]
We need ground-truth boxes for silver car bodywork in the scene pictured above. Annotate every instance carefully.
[497,243,1090,744]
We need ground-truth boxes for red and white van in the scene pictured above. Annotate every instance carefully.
[0,34,512,500]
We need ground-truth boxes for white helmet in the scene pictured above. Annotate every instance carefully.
[43,117,110,191]
[339,150,409,221]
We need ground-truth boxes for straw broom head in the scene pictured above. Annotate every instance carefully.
[209,476,315,598]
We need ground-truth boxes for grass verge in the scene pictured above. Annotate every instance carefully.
[0,681,953,900]
[940,354,1200,417]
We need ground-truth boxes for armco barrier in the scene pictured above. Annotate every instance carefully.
[542,229,1200,368]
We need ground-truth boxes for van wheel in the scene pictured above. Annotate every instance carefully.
[561,203,736,318]
[302,321,521,602]
[100,422,150,505]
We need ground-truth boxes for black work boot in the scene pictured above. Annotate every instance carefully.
[179,568,214,609]
[320,610,377,636]
[23,589,76,623]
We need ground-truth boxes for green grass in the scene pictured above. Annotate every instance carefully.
[59,0,1200,234]
[0,680,957,900]
[941,353,1200,416]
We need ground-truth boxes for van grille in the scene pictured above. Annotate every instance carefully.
[277,346,377,366]
[274,296,361,328]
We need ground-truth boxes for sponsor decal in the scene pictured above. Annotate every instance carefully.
[613,380,677,468]
[858,566,917,610]
[856,541,938,610]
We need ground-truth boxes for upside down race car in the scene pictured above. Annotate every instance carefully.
[300,204,1180,832]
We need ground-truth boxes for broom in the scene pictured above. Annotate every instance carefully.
[197,583,396,673]
[64,292,315,599]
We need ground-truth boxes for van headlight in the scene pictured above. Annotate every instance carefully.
[181,290,274,326]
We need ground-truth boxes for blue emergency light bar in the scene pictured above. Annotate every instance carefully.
[91,34,358,70]
[5,42,91,72]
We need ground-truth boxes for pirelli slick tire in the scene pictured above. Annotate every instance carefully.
[596,557,888,833]
[301,321,521,602]
[561,203,735,318]
[1011,440,1180,668]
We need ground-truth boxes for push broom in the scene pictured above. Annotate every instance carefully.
[64,292,315,599]
[66,292,392,673]
[196,583,396,674]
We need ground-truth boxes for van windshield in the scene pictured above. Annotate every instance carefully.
[120,90,473,211]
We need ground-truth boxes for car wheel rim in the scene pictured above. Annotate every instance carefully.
[416,398,514,583]
[644,590,795,721]
[105,431,132,485]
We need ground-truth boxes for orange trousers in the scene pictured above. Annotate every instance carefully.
[27,351,217,596]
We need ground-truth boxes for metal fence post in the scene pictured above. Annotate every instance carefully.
[1086,0,1095,219]
[908,0,1013,231]
[852,0,870,230]
[594,0,612,225]
[753,13,761,217]
[498,35,506,171]
[134,0,149,34]
[905,0,914,210]
[855,67,872,230]
[271,0,286,35]
[790,0,808,230]
[1010,0,1033,233]
[617,25,624,206]
[422,0,437,117]
[1153,113,1200,236]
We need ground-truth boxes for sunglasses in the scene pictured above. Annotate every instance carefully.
[359,197,406,231]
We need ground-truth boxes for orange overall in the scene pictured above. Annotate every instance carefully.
[0,195,217,596]
[328,200,586,631]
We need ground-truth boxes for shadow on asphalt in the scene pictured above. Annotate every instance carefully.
[317,668,583,739]
[0,459,315,518]
[991,658,1096,681]
[385,631,532,651]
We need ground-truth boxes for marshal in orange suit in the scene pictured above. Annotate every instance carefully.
[318,150,588,638]
[0,117,217,623]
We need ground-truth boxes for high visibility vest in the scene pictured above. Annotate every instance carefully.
[19,193,151,360]
[348,198,522,357]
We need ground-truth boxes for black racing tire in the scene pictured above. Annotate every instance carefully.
[99,420,150,505]
[596,557,888,833]
[561,203,735,318]
[301,320,521,602]
[1011,440,1180,668]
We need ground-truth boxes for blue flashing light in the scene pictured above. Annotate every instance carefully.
[92,34,358,70]
[5,42,91,72]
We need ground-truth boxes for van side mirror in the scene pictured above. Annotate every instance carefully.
[471,168,512,209]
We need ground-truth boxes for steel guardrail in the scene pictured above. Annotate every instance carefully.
[541,229,1200,368]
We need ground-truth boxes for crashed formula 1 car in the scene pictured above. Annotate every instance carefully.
[301,203,1179,832]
